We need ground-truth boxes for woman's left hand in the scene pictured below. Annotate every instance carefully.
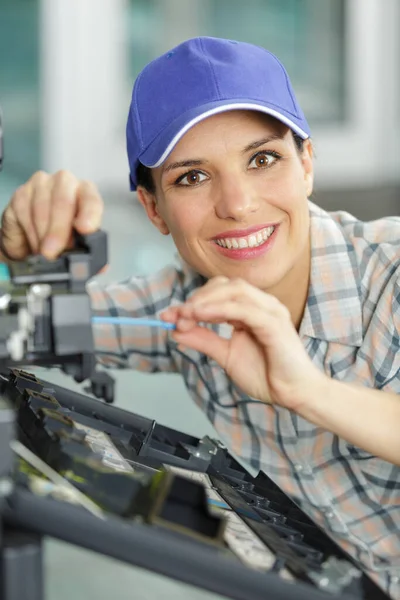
[160,277,328,412]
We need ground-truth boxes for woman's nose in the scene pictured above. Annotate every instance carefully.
[214,176,260,221]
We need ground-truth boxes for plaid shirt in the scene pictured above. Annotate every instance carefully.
[89,201,400,598]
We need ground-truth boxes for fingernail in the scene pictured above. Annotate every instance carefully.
[177,318,193,330]
[79,216,96,232]
[41,237,60,257]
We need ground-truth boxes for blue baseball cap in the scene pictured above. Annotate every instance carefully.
[127,36,311,190]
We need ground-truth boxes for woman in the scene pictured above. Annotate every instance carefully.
[1,37,400,596]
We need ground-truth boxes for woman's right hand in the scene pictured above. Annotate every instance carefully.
[0,170,104,261]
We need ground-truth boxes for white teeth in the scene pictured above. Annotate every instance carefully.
[215,226,275,250]
[248,235,257,248]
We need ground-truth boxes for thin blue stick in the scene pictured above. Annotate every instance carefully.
[92,316,176,330]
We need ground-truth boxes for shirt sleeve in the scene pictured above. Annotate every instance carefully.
[87,264,184,372]
[374,266,400,392]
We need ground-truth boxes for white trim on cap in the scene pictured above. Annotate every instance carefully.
[148,103,309,168]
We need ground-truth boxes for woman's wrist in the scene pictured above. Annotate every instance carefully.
[293,372,335,425]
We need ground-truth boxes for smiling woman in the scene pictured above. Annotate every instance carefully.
[3,36,400,598]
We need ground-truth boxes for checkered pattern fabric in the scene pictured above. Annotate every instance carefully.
[89,201,400,597]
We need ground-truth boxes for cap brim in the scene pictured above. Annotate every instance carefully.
[139,100,310,169]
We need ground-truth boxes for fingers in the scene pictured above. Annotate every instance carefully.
[162,278,290,335]
[160,306,200,333]
[185,276,230,303]
[31,171,55,249]
[181,301,282,342]
[42,175,103,259]
[73,180,104,233]
[160,306,181,324]
[172,325,230,367]
[188,277,288,321]
[1,185,39,259]
[164,278,293,356]
[0,170,104,261]
[187,276,282,313]
[39,171,78,258]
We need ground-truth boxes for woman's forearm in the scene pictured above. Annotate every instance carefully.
[298,377,400,465]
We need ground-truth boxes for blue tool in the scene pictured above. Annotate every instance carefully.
[92,316,176,330]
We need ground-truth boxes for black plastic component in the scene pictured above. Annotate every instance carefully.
[73,230,108,282]
[8,230,107,293]
[137,423,221,471]
[51,294,93,354]
[6,370,44,401]
[66,460,149,516]
[134,470,225,544]
[84,371,115,404]
[0,228,114,402]
[19,388,60,413]
[4,489,348,600]
[0,395,14,488]
[45,429,92,472]
[0,369,392,600]
[18,389,61,444]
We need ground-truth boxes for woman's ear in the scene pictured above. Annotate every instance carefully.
[302,139,314,198]
[136,187,170,235]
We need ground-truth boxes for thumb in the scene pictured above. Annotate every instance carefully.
[173,326,229,367]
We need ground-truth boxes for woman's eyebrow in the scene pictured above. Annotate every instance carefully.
[163,134,285,173]
[242,134,285,154]
[163,159,206,174]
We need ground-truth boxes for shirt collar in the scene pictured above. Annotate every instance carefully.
[299,202,363,347]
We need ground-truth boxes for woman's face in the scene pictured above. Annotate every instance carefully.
[138,110,314,297]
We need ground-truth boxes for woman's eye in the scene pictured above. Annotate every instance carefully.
[177,170,207,186]
[248,151,278,169]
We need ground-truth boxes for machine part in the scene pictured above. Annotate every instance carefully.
[308,557,362,593]
[10,440,104,520]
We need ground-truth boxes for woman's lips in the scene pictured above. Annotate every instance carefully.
[213,224,279,260]
[212,223,278,239]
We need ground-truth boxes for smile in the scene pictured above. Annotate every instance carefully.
[214,226,275,249]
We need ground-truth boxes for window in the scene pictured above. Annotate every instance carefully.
[205,0,346,126]
[0,0,40,181]
[37,0,398,190]
[127,0,346,126]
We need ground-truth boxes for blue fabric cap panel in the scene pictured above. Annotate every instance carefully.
[126,37,311,190]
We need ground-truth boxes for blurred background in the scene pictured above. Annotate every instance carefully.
[0,1,399,598]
